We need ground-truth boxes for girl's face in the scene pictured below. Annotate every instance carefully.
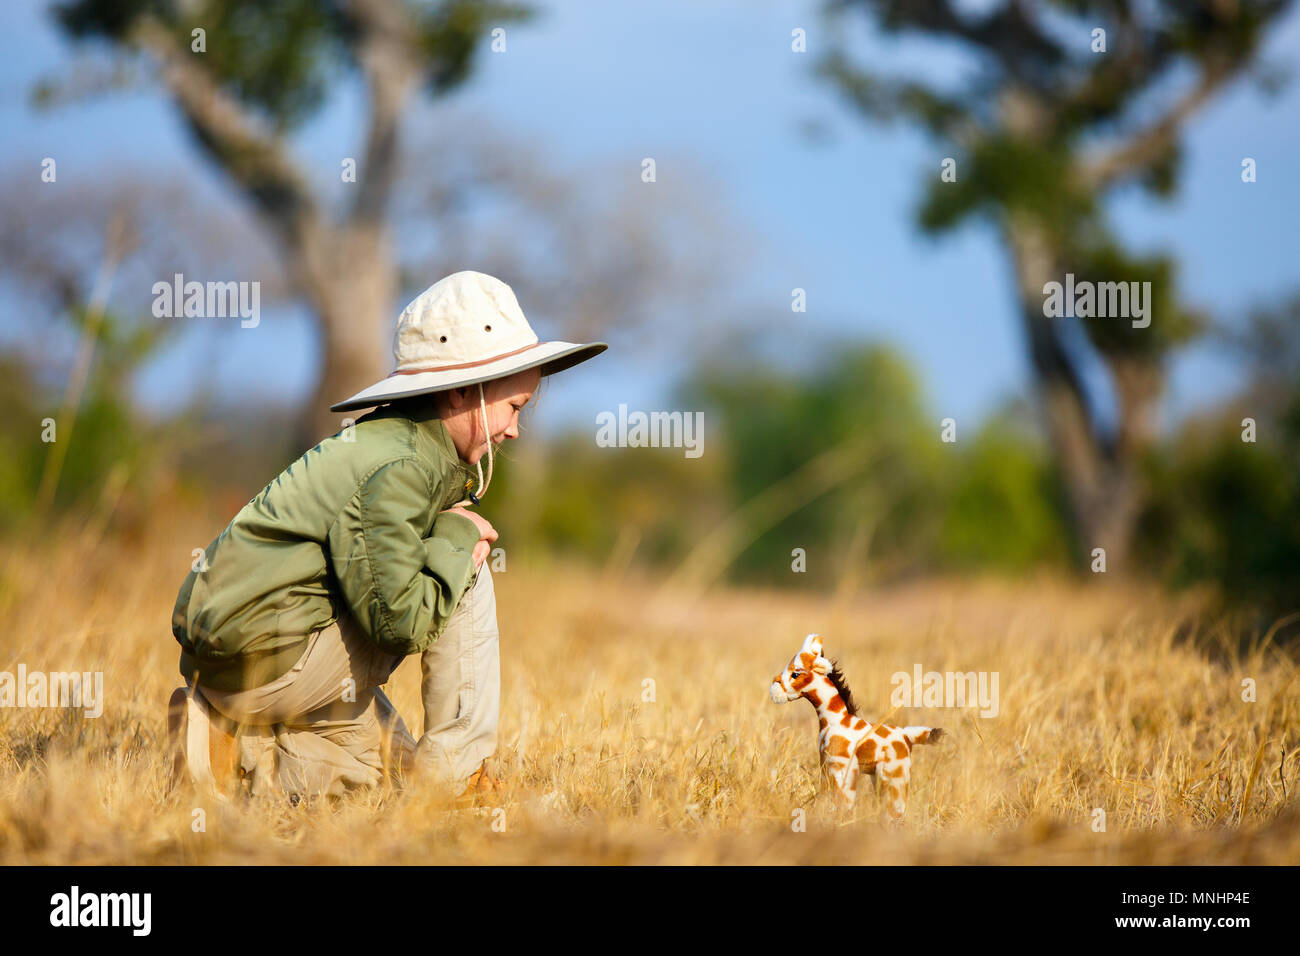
[441,368,540,465]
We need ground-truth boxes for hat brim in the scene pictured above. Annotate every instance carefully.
[329,341,608,413]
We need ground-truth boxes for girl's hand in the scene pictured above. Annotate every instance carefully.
[441,505,497,542]
[442,506,498,568]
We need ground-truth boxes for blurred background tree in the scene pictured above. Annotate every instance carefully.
[670,342,1069,592]
[45,1,737,447]
[1137,294,1300,620]
[818,0,1294,572]
[50,0,535,446]
[0,175,254,525]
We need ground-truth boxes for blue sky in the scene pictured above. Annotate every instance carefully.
[2,0,1298,440]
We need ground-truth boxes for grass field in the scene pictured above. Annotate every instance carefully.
[1,508,1297,865]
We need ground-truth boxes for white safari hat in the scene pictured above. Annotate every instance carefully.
[330,270,607,413]
[330,270,606,506]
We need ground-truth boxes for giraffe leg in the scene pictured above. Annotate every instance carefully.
[844,757,860,806]
[879,758,910,821]
[824,757,857,807]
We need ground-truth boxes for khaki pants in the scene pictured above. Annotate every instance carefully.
[197,564,500,799]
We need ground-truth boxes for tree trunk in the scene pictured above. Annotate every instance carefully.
[292,224,396,447]
[1004,215,1156,573]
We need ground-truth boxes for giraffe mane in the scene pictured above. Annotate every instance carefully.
[825,658,859,716]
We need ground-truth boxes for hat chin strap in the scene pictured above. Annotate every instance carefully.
[466,382,493,506]
[451,383,495,507]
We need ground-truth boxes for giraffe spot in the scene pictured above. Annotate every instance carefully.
[875,725,890,737]
[806,688,821,707]
[827,737,850,758]
[893,740,907,759]
[903,734,913,748]
[886,764,906,778]
[828,695,845,712]
[839,714,852,726]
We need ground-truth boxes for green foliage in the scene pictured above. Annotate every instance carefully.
[52,0,534,127]
[0,357,51,518]
[918,137,1096,239]
[0,307,173,524]
[937,413,1070,571]
[678,345,1068,585]
[1139,415,1300,616]
[417,1,536,94]
[53,0,342,126]
[185,0,344,127]
[1069,239,1205,356]
[485,431,727,571]
[679,346,924,584]
[53,0,156,40]
[1137,297,1300,617]
[0,364,151,523]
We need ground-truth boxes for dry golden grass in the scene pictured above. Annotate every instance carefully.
[0,508,1297,865]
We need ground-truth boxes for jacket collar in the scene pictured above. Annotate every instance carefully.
[425,415,479,508]
[375,400,479,508]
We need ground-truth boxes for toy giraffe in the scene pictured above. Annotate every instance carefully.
[770,633,944,819]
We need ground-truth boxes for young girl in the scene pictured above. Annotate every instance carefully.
[168,271,606,802]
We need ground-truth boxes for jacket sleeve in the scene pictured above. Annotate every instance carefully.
[327,458,482,656]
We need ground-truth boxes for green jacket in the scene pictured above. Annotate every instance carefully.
[172,402,483,691]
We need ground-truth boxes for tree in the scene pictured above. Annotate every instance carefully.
[50,0,533,445]
[0,168,279,514]
[1136,294,1300,619]
[818,0,1292,571]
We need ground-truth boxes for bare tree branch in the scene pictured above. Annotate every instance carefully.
[1078,56,1236,191]
[128,15,321,249]
[345,0,421,227]
[817,49,987,150]
[829,0,1064,82]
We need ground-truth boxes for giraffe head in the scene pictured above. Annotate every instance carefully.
[770,633,832,704]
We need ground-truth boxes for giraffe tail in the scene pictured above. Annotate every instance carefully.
[902,726,944,746]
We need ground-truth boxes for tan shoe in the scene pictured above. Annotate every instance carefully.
[453,760,504,808]
[166,685,242,800]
